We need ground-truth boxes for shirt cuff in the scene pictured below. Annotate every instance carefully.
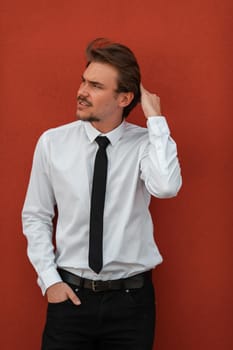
[147,116,170,136]
[37,267,63,295]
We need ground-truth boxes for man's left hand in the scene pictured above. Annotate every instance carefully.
[140,84,162,118]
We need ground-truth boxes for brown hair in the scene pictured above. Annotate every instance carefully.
[86,38,141,118]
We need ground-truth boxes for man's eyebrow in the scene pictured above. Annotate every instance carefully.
[81,75,105,87]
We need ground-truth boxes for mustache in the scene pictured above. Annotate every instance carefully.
[77,95,92,106]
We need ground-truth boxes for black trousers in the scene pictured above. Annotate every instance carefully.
[41,277,156,350]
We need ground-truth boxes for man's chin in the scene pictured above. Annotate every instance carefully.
[77,113,100,123]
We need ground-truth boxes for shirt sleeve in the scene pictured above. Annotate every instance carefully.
[22,133,62,295]
[140,116,182,198]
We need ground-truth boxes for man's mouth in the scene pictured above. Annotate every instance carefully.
[77,97,92,107]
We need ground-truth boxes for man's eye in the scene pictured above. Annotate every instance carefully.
[92,83,102,89]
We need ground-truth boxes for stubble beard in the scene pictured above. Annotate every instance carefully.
[76,112,100,123]
[77,96,101,122]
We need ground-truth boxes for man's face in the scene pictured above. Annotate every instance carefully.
[76,62,123,125]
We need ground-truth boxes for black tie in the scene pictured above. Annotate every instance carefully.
[89,136,110,274]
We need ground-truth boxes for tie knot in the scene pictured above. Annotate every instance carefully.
[95,136,110,149]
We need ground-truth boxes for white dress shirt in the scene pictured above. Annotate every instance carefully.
[22,116,182,294]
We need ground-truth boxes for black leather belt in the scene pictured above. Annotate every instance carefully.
[58,268,151,292]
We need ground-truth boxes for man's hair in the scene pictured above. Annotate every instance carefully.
[86,38,141,118]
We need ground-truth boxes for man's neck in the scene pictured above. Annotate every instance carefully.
[91,118,123,134]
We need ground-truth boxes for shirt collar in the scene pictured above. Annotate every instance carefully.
[83,120,126,146]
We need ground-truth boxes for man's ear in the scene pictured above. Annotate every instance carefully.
[118,92,134,108]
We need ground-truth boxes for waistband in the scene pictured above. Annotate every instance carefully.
[58,268,151,292]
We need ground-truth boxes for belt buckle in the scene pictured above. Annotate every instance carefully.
[91,280,109,292]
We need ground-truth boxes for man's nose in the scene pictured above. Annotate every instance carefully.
[77,82,89,97]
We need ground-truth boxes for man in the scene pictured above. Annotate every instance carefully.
[22,38,182,350]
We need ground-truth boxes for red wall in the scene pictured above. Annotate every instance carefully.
[1,0,232,349]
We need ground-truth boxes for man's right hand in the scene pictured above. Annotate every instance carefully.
[46,282,81,305]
